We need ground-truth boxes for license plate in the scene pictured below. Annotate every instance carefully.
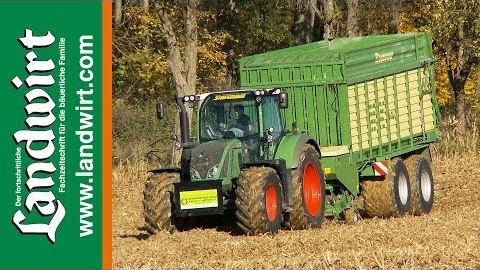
[179,189,218,210]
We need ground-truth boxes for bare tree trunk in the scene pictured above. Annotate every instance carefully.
[453,18,466,135]
[455,88,466,134]
[156,1,199,165]
[158,8,187,93]
[446,19,476,136]
[293,0,315,44]
[448,58,474,136]
[293,9,308,44]
[142,0,148,11]
[307,0,315,41]
[229,0,235,11]
[312,0,324,41]
[388,0,400,34]
[184,0,198,99]
[323,0,335,39]
[114,0,122,27]
[346,0,359,37]
[183,0,198,136]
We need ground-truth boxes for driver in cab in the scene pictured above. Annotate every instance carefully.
[233,104,252,133]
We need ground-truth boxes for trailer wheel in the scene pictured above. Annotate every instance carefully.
[405,155,434,215]
[143,172,179,234]
[287,144,326,230]
[235,167,283,235]
[361,158,411,217]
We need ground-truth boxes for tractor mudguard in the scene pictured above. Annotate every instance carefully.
[275,133,321,169]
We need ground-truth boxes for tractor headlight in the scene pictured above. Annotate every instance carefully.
[190,168,201,180]
[206,164,220,179]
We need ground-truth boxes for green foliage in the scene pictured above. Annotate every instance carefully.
[213,0,296,82]
[401,0,480,110]
[113,6,172,102]
[358,0,391,35]
[113,4,231,102]
[217,1,295,55]
[114,47,171,101]
[427,0,479,61]
[113,99,175,165]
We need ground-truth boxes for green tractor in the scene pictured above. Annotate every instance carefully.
[144,89,327,235]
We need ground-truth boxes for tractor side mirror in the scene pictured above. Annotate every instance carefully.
[156,102,165,120]
[279,92,288,109]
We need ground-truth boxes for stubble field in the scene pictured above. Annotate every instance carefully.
[113,153,480,269]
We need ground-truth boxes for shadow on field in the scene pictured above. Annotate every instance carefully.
[120,210,243,240]
[120,227,151,240]
[177,211,244,235]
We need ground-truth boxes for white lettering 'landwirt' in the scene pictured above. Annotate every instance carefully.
[11,29,65,243]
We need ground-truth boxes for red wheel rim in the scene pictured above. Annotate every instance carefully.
[265,183,278,222]
[303,162,321,216]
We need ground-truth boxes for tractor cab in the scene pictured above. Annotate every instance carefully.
[155,89,289,182]
[160,89,289,186]
[196,89,287,163]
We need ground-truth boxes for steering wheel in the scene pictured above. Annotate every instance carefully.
[226,126,245,138]
[229,124,248,132]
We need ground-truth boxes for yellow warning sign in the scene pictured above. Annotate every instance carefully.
[179,189,218,210]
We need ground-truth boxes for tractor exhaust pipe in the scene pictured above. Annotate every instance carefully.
[175,95,193,181]
[175,95,190,144]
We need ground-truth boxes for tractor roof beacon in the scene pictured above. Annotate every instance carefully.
[144,32,441,235]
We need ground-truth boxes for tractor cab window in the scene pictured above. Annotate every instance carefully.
[262,96,283,141]
[200,93,259,141]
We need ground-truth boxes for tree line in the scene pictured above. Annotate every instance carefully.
[113,0,480,138]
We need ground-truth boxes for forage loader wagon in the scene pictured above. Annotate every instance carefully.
[144,32,441,235]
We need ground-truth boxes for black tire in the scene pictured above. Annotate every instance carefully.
[235,167,283,235]
[361,158,411,217]
[406,156,434,215]
[143,172,179,234]
[287,144,326,230]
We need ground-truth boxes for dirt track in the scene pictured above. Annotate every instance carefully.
[113,154,480,269]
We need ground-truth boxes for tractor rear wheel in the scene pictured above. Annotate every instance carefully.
[287,144,326,230]
[405,155,434,215]
[235,167,283,235]
[361,158,411,218]
[143,172,179,234]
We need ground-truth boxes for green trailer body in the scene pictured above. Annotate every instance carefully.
[239,32,441,198]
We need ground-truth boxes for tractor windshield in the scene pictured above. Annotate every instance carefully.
[199,93,259,141]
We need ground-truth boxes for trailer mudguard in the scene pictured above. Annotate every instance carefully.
[275,133,320,169]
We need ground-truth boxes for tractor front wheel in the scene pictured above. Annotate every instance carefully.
[143,172,179,234]
[235,167,283,235]
[287,144,326,230]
